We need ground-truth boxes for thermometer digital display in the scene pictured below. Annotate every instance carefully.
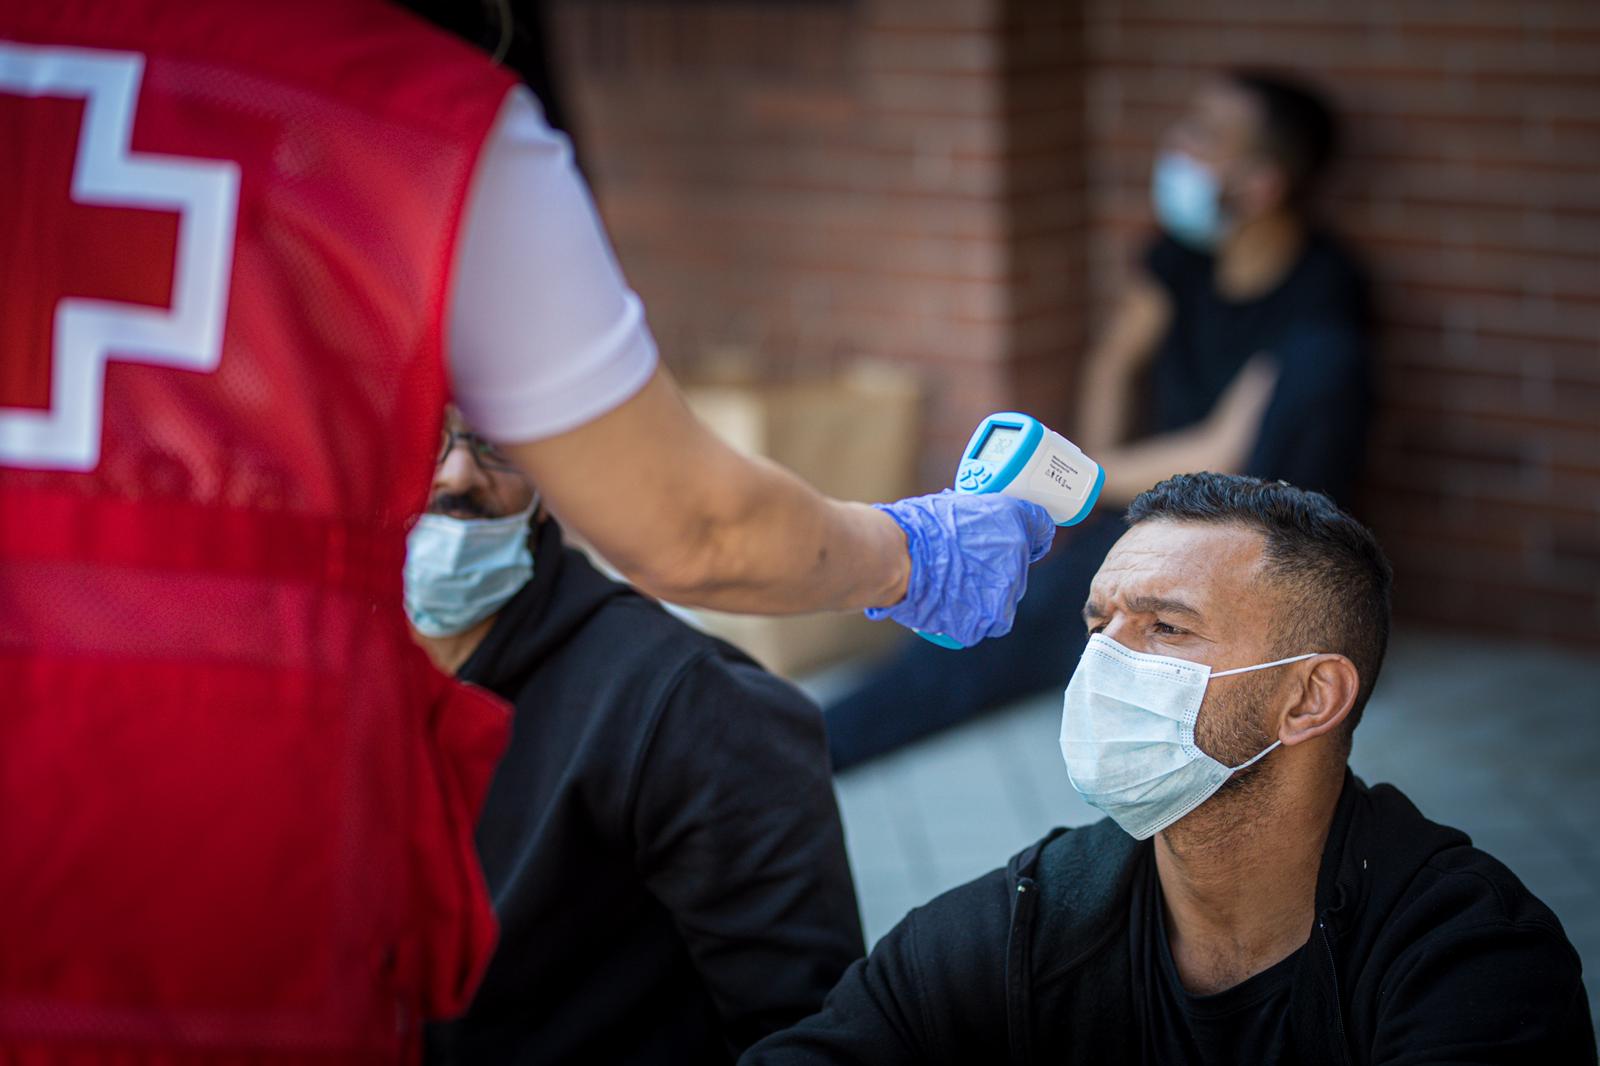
[953,413,1101,526]
[975,424,1022,462]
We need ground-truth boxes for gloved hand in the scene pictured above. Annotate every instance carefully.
[866,490,1056,647]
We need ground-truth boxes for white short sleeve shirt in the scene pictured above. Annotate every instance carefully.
[445,86,658,443]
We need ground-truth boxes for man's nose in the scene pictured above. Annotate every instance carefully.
[1101,617,1144,651]
[1166,120,1205,161]
[433,442,486,493]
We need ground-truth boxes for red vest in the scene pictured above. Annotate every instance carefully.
[0,1,514,1059]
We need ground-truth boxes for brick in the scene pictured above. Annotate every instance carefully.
[1383,331,1600,392]
[864,71,1002,117]
[1102,22,1600,81]
[1386,579,1599,648]
[1549,429,1600,474]
[866,0,1000,32]
[1360,243,1598,303]
[864,8,996,35]
[1342,205,1600,260]
[1085,0,1591,30]
[861,27,1002,76]
[600,186,1004,241]
[1380,365,1600,430]
[1376,282,1599,342]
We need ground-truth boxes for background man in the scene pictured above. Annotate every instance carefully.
[827,69,1373,769]
[411,410,864,1065]
[748,474,1594,1064]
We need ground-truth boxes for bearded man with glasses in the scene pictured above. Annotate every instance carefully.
[408,408,864,1066]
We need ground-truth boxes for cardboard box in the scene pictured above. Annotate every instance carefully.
[677,366,922,678]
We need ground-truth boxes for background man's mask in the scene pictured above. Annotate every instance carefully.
[1152,151,1232,250]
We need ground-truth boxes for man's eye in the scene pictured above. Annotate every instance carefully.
[1152,621,1186,636]
[1087,622,1107,635]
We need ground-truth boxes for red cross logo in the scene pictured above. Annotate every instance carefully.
[0,42,239,471]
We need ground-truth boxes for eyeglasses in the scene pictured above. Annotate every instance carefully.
[438,427,520,474]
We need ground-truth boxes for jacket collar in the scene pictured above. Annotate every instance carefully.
[457,519,632,698]
[1315,768,1361,920]
[1315,770,1472,941]
[1013,772,1471,1066]
[1293,771,1473,1066]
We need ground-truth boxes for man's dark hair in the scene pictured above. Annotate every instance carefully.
[1127,473,1392,742]
[394,0,574,138]
[1226,68,1339,208]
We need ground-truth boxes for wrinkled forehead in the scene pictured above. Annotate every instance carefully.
[1090,520,1268,620]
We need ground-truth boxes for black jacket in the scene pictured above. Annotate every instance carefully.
[426,521,864,1065]
[744,773,1595,1065]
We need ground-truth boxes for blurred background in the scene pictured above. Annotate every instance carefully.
[538,0,1599,649]
[510,0,1596,1022]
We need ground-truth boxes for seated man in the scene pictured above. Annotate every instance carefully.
[411,409,865,1065]
[747,474,1595,1064]
[826,68,1372,769]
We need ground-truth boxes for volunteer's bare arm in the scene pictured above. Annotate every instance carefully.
[453,89,1046,635]
[503,368,910,614]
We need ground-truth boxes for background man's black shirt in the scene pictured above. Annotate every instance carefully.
[1144,230,1372,502]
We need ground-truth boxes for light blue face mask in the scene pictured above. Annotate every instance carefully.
[1059,634,1321,840]
[1151,151,1228,250]
[403,503,536,638]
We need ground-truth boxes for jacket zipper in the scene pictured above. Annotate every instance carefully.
[1007,878,1038,1066]
[1319,917,1352,1066]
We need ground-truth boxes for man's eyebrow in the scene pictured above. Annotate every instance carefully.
[1082,595,1202,624]
[1125,595,1202,619]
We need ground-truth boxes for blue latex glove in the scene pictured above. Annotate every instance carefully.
[865,490,1056,647]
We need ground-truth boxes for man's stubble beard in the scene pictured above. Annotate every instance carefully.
[1164,669,1284,857]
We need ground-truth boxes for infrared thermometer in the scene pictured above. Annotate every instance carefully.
[919,412,1104,649]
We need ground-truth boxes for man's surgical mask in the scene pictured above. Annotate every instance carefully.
[1152,151,1229,250]
[1059,634,1319,840]
[403,503,537,638]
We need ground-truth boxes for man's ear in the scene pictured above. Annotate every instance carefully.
[1279,654,1360,746]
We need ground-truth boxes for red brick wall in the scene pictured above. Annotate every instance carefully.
[550,0,1598,645]
[549,0,1086,483]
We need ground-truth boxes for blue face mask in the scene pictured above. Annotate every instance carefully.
[403,504,536,638]
[1059,635,1320,839]
[1151,151,1228,250]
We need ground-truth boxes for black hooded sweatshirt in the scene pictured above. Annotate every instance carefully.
[425,520,864,1065]
[744,773,1595,1065]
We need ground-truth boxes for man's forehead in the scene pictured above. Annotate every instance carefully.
[1089,520,1265,614]
[1189,82,1262,147]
